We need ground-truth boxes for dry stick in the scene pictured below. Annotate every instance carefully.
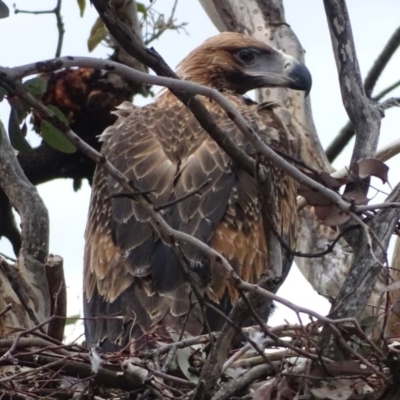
[374,80,400,101]
[222,343,252,372]
[235,280,385,358]
[4,56,354,215]
[238,288,330,363]
[364,26,400,96]
[212,363,272,400]
[0,355,69,384]
[8,59,396,265]
[0,338,70,356]
[0,304,12,318]
[16,353,146,391]
[201,298,277,372]
[154,179,210,211]
[236,281,388,381]
[0,314,62,361]
[14,0,64,58]
[144,333,218,359]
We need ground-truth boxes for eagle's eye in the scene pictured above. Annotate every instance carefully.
[236,49,256,65]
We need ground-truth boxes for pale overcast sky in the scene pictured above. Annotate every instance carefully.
[0,1,399,340]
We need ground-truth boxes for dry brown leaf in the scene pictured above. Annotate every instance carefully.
[298,171,348,207]
[353,158,389,183]
[311,379,354,400]
[252,376,295,400]
[298,184,333,206]
[343,189,369,205]
[314,204,350,226]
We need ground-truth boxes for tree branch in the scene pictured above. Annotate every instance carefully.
[0,119,50,333]
[2,57,358,214]
[324,0,382,167]
[364,26,400,97]
[325,25,400,162]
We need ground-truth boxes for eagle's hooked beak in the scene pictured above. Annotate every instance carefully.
[281,53,312,96]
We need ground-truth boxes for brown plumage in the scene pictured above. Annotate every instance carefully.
[83,32,311,349]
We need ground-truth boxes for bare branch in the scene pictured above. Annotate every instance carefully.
[325,25,400,162]
[324,0,382,167]
[364,26,400,97]
[1,57,360,215]
[374,79,400,101]
[14,0,65,57]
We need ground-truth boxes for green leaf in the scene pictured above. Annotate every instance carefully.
[87,17,107,52]
[360,315,379,337]
[23,77,47,99]
[0,0,10,19]
[137,2,147,19]
[0,85,8,102]
[40,106,76,154]
[77,0,85,17]
[48,105,69,124]
[360,315,378,327]
[8,108,32,153]
[65,313,80,326]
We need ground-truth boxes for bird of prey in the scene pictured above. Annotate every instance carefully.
[84,32,311,349]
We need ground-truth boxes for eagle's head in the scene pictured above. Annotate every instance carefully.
[177,32,312,95]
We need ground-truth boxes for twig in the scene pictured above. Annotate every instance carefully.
[374,79,400,101]
[161,345,178,373]
[211,363,272,400]
[154,179,210,211]
[14,0,65,58]
[107,189,154,200]
[0,337,69,356]
[53,0,64,58]
[144,0,187,45]
[202,299,277,372]
[222,343,252,372]
[0,303,12,318]
[364,26,400,97]
[0,252,16,262]
[144,332,218,359]
[1,57,370,223]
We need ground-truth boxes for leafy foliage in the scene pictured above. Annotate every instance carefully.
[40,106,77,154]
[87,17,107,52]
[77,0,86,17]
